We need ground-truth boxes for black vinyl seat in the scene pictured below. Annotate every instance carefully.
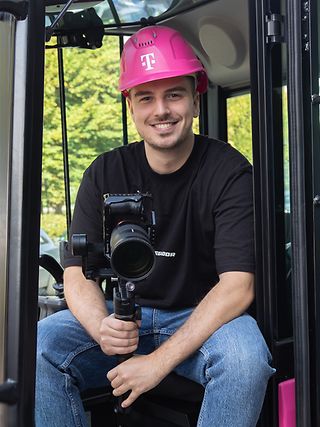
[38,253,204,427]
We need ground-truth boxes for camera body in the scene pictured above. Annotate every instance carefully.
[72,193,156,282]
[103,193,156,281]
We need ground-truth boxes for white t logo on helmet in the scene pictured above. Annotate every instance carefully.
[140,53,156,71]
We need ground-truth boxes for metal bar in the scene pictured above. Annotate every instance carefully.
[0,11,16,422]
[249,0,288,424]
[3,0,45,424]
[199,90,208,136]
[57,44,72,235]
[119,36,128,146]
[217,86,227,141]
[308,0,320,423]
[5,18,29,423]
[250,0,275,359]
[107,0,121,26]
[286,0,311,425]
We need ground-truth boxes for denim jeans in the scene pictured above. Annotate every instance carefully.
[36,302,275,427]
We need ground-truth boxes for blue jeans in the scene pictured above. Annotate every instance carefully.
[36,302,274,427]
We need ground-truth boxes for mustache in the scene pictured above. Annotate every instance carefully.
[149,116,179,125]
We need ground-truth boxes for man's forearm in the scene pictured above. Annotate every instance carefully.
[64,266,108,344]
[151,272,255,376]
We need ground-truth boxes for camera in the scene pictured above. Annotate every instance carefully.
[72,193,156,282]
[102,193,156,281]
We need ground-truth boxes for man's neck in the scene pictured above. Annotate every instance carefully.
[144,135,195,175]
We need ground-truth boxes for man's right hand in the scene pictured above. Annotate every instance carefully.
[99,314,140,356]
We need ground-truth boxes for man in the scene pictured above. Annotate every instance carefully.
[36,26,274,426]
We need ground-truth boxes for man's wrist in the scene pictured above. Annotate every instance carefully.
[149,346,179,376]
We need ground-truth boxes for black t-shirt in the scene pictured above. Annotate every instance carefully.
[64,135,255,309]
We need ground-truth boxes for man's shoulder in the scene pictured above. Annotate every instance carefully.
[196,134,226,148]
[88,141,143,170]
[99,141,143,160]
[196,134,251,167]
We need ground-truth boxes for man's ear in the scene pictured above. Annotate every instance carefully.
[193,92,200,118]
[127,96,134,117]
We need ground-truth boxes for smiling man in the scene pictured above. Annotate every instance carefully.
[127,76,198,174]
[36,26,275,427]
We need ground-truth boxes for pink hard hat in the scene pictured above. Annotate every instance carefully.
[119,25,208,95]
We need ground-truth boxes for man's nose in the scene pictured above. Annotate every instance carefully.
[154,98,170,117]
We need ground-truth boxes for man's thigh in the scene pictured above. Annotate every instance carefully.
[155,311,272,385]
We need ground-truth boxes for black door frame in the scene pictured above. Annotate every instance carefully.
[0,1,45,426]
[250,0,292,425]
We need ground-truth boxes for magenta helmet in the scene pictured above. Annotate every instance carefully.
[119,25,208,95]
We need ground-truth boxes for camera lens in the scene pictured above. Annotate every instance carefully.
[110,223,155,281]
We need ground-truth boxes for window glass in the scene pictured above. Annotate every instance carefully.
[46,0,175,27]
[40,44,64,296]
[63,36,122,205]
[40,36,122,295]
[102,0,173,23]
[282,86,290,213]
[46,0,222,29]
[279,83,293,339]
[227,93,252,162]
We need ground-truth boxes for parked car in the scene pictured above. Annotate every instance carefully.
[39,229,61,296]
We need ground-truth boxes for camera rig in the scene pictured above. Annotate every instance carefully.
[71,193,156,418]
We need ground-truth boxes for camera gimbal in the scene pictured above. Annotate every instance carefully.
[71,193,156,425]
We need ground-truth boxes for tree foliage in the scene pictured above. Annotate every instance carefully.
[42,36,123,214]
[227,94,252,163]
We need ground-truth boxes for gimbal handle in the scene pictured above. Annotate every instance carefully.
[113,280,140,416]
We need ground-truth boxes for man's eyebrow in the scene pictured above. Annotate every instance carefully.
[164,86,188,93]
[134,90,153,98]
[133,86,189,98]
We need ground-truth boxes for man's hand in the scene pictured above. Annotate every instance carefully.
[99,314,140,356]
[107,354,168,408]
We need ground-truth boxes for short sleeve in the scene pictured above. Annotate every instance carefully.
[213,163,255,275]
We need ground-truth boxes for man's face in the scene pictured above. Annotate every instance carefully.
[127,76,199,151]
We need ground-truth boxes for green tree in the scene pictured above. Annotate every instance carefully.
[42,36,123,214]
[227,94,252,163]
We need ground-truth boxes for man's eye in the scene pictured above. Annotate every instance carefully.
[139,96,152,103]
[168,93,181,99]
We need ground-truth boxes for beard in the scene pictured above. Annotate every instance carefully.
[140,120,194,152]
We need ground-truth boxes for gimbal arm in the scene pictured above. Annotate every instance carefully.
[113,279,140,416]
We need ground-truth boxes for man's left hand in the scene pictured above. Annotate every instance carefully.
[107,354,167,408]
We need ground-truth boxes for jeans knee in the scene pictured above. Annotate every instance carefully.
[37,319,57,370]
[206,339,274,391]
[36,310,76,366]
